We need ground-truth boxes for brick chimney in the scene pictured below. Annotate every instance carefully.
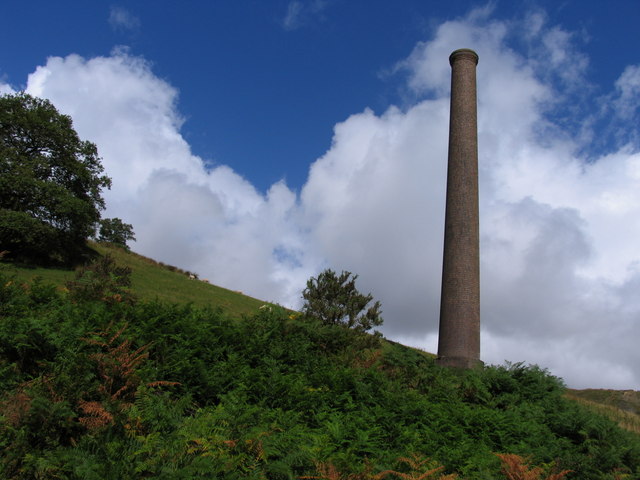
[437,49,481,369]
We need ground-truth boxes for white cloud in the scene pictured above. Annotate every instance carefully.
[109,6,140,31]
[613,64,640,120]
[0,82,15,95]
[16,7,640,390]
[283,0,328,31]
[23,50,319,306]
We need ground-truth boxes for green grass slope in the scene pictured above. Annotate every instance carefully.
[567,389,640,434]
[4,242,268,317]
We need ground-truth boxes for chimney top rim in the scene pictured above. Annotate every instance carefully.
[449,49,479,66]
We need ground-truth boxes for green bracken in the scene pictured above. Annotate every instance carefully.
[1,254,639,479]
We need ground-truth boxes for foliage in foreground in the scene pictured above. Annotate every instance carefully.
[302,453,571,479]
[1,271,639,479]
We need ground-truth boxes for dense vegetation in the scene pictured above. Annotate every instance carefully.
[1,260,639,479]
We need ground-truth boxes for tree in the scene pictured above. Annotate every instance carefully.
[98,217,136,249]
[302,269,383,332]
[0,92,111,264]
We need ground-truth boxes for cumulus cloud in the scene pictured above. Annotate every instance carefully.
[23,50,319,306]
[15,7,640,389]
[0,82,15,95]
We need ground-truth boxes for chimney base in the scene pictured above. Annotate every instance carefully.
[436,355,484,369]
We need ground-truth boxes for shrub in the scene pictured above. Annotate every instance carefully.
[66,254,135,305]
[302,269,383,333]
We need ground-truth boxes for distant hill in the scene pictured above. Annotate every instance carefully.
[567,389,640,434]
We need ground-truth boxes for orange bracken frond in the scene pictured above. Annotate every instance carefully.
[78,400,114,430]
[1,389,32,427]
[146,381,181,388]
[396,454,432,470]
[108,322,128,345]
[82,323,154,403]
[495,454,570,480]
[110,384,131,401]
[299,461,374,480]
[375,453,456,480]
[299,462,344,480]
[545,472,571,480]
[82,322,122,348]
[376,466,449,480]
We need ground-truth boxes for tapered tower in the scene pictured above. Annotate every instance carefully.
[437,48,481,368]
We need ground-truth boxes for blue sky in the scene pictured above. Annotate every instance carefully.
[3,1,638,191]
[2,1,640,389]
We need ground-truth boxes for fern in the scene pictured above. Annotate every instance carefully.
[300,461,372,480]
[495,454,570,480]
[77,400,113,431]
[376,454,458,480]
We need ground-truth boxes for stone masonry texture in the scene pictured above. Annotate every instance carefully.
[437,49,481,369]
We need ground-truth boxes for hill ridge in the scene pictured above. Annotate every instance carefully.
[4,242,269,316]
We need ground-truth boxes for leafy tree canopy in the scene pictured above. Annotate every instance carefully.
[98,217,136,249]
[0,92,111,264]
[302,268,383,332]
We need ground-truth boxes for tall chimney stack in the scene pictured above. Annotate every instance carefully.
[437,48,481,369]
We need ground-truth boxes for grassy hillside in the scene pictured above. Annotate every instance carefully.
[2,246,640,479]
[567,389,640,434]
[3,242,268,317]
